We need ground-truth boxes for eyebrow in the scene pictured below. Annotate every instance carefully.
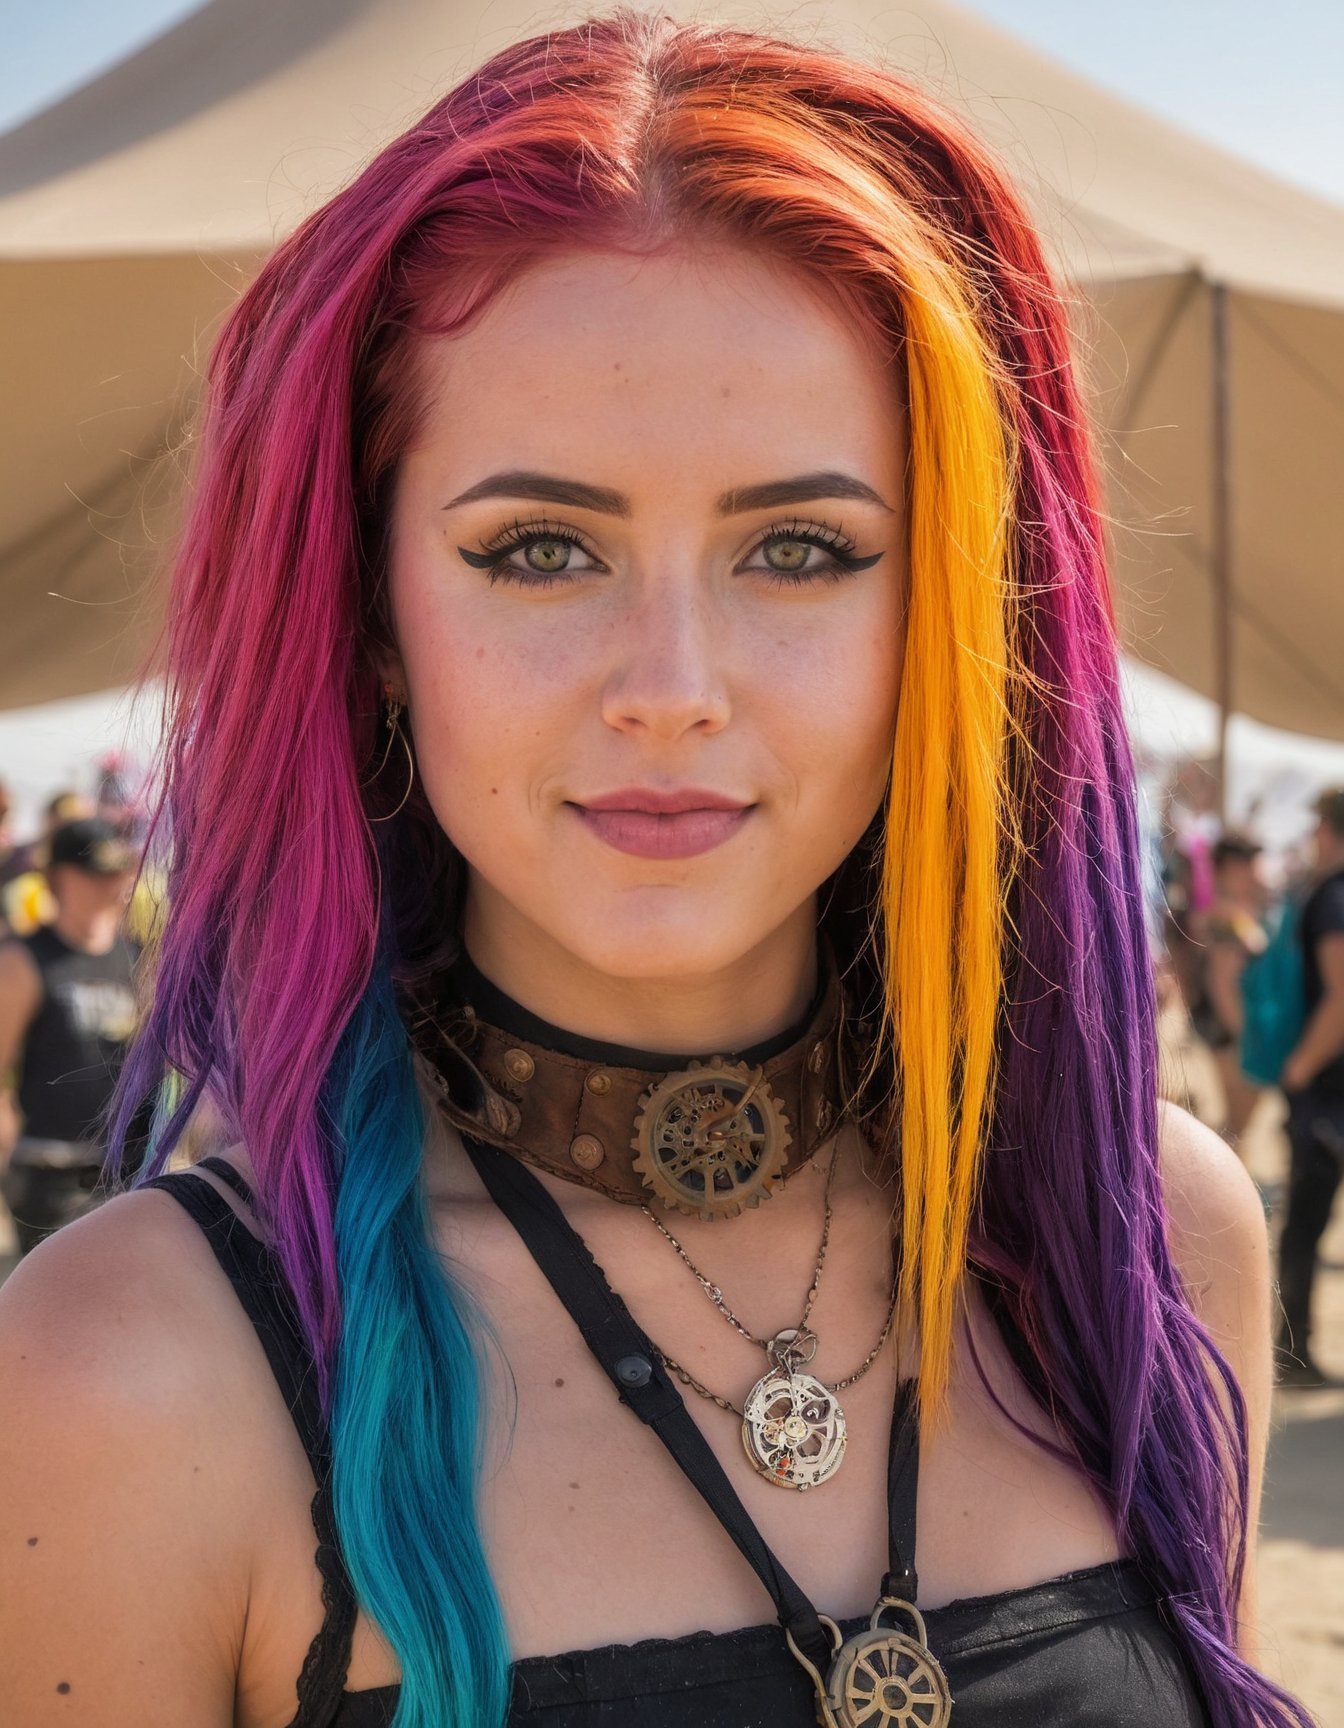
[444,471,629,515]
[442,469,894,516]
[717,473,895,515]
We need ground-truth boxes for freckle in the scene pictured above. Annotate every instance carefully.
[27,1536,39,1546]
[475,646,485,659]
[56,1682,71,1694]
[553,1377,565,1387]
[569,1481,580,1491]
[721,386,731,398]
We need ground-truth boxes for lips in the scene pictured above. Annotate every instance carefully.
[569,788,754,859]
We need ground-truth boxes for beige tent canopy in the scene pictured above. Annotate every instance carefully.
[3,0,1343,759]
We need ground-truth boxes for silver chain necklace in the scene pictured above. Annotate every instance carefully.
[641,1138,899,1490]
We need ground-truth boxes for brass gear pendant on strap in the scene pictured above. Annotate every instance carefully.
[631,1058,791,1220]
[822,1600,952,1728]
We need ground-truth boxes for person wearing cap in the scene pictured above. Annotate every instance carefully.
[0,818,140,1256]
[0,790,98,937]
[1275,788,1344,1387]
[1188,832,1269,1144]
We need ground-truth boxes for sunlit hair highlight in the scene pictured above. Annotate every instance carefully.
[110,14,1310,1727]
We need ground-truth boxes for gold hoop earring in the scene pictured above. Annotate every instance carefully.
[369,685,415,822]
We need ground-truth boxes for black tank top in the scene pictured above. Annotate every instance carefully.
[14,926,139,1143]
[146,1159,1212,1727]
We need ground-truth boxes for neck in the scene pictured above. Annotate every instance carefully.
[460,895,819,1055]
[412,926,848,1219]
[53,906,119,953]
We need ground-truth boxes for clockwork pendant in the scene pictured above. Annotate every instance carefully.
[741,1365,847,1490]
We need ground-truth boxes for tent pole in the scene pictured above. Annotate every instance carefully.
[1210,278,1233,823]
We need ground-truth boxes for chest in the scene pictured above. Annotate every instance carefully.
[27,942,137,1049]
[241,1174,1121,1722]
[417,1187,1121,1663]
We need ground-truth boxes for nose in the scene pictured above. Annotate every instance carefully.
[599,575,732,740]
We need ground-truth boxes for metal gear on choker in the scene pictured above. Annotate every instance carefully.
[631,1057,791,1220]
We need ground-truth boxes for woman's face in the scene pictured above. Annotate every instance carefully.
[386,246,906,1010]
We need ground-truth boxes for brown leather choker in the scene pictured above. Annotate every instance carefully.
[404,959,851,1220]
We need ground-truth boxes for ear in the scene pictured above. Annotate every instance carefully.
[372,645,409,708]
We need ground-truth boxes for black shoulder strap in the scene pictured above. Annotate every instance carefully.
[141,1163,328,1478]
[462,1134,920,1672]
[199,1154,256,1208]
[885,1374,920,1603]
[141,1162,361,1725]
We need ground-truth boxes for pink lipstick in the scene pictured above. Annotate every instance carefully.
[569,788,753,860]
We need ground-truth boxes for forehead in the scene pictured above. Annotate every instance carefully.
[406,246,903,495]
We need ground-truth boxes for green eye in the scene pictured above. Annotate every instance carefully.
[458,518,607,586]
[763,538,812,572]
[524,539,571,573]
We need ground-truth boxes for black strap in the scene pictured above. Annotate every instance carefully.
[142,1164,359,1723]
[142,1164,329,1477]
[884,1374,920,1602]
[199,1154,256,1209]
[462,1134,920,1671]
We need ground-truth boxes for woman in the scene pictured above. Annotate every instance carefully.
[0,15,1310,1727]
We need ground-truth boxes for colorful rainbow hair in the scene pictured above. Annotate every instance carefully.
[111,15,1310,1727]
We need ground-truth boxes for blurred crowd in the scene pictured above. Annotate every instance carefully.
[1,750,1342,1392]
[1149,765,1344,1388]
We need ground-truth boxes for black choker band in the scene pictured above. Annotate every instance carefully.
[403,954,854,1220]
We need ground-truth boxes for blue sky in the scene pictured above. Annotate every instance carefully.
[3,1,1343,830]
[968,0,1344,205]
[1,1,210,133]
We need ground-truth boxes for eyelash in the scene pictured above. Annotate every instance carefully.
[457,516,880,587]
[747,517,876,586]
[458,518,605,588]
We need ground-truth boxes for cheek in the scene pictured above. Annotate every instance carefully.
[394,582,596,822]
[760,601,903,809]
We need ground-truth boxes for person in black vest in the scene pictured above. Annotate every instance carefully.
[1276,787,1344,1387]
[0,818,139,1256]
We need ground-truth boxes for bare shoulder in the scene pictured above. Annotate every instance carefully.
[0,936,41,1002]
[1156,1099,1270,1329]
[0,935,40,978]
[1154,1100,1272,1472]
[0,1181,253,1397]
[1157,1093,1274,1653]
[0,1189,259,1724]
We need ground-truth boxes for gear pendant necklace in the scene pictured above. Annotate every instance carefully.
[788,1600,954,1728]
[643,1139,899,1492]
[461,1132,950,1728]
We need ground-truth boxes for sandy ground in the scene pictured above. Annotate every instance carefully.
[1,1027,1340,1721]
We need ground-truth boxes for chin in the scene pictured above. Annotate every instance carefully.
[548,901,777,984]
